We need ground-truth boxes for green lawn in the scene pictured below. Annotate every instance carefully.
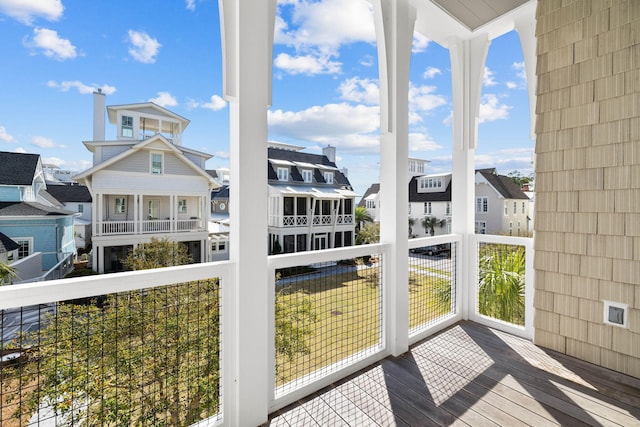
[276,265,453,386]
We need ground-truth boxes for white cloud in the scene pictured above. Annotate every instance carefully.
[0,126,15,143]
[275,0,375,52]
[268,102,380,152]
[409,84,447,113]
[412,33,430,53]
[483,66,497,87]
[506,61,527,90]
[214,151,230,159]
[475,148,534,172]
[41,156,92,171]
[423,66,441,79]
[409,132,442,152]
[274,0,374,75]
[32,135,64,149]
[127,30,161,64]
[0,0,63,25]
[359,55,374,67]
[479,94,510,123]
[26,27,77,60]
[202,95,226,111]
[186,95,227,111]
[274,52,341,76]
[185,0,195,11]
[13,147,27,153]
[338,77,379,105]
[149,91,177,107]
[47,80,117,95]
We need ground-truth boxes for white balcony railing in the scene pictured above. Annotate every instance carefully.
[101,219,203,235]
[0,234,533,425]
[276,214,353,228]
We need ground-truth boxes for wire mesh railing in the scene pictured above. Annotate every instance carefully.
[408,239,458,335]
[471,234,534,339]
[269,246,385,400]
[0,265,226,427]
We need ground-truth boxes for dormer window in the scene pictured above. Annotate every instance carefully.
[324,172,334,184]
[151,152,163,174]
[277,167,289,181]
[122,115,134,138]
[302,170,312,183]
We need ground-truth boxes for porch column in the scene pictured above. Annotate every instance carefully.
[219,0,276,425]
[374,0,415,356]
[449,36,490,318]
[134,194,139,234]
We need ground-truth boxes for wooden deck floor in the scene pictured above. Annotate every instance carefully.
[266,321,640,426]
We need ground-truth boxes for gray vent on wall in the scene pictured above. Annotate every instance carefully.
[603,301,628,328]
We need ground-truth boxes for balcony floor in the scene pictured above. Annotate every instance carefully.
[266,321,640,426]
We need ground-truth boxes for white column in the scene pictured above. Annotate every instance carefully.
[219,0,276,425]
[374,0,415,356]
[449,35,490,319]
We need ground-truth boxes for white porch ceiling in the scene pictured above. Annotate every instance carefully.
[410,0,536,46]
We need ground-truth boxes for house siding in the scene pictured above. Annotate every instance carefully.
[535,0,640,377]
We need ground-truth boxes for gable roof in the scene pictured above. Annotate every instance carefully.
[0,202,75,217]
[358,183,380,207]
[74,134,219,188]
[409,177,452,202]
[476,169,529,200]
[44,184,92,203]
[0,152,40,186]
[212,185,229,200]
[0,232,19,253]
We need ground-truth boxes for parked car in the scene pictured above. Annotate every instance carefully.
[410,243,451,257]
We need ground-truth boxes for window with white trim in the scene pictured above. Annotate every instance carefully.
[151,152,163,174]
[424,202,432,215]
[476,197,488,213]
[122,115,133,137]
[522,202,526,214]
[366,200,376,209]
[277,167,289,181]
[504,202,508,216]
[509,221,513,236]
[324,171,334,184]
[115,197,126,214]
[302,169,312,183]
[178,199,187,213]
[513,201,517,214]
[446,202,451,216]
[14,237,33,260]
[475,221,487,234]
[78,204,84,213]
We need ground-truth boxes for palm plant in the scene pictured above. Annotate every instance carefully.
[421,216,446,236]
[478,244,525,325]
[354,206,373,233]
[0,261,17,285]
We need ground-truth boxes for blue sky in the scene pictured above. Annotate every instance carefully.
[0,0,534,198]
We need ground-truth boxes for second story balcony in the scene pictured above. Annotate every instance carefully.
[94,194,208,237]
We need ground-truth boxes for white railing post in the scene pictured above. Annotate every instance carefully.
[374,0,415,357]
[219,0,276,424]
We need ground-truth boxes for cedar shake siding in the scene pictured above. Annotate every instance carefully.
[534,0,640,377]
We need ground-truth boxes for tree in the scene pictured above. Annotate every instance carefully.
[356,222,380,245]
[507,170,534,188]
[3,238,315,426]
[123,237,192,270]
[0,261,17,285]
[421,216,446,236]
[354,206,373,233]
[478,244,525,325]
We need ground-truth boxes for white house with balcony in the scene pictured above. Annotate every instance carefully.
[74,92,219,273]
[267,142,356,253]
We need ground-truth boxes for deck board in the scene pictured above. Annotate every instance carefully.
[266,321,640,427]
